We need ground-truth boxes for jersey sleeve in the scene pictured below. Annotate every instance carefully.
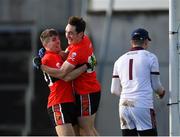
[41,55,50,65]
[65,45,72,53]
[111,61,121,96]
[151,74,164,93]
[150,54,160,73]
[66,52,79,66]
[150,54,164,93]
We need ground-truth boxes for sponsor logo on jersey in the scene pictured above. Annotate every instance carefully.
[56,62,61,68]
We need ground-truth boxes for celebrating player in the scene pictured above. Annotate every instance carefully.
[111,28,165,136]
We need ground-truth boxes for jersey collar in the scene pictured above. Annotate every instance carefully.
[45,50,57,54]
[71,35,88,47]
[130,47,144,51]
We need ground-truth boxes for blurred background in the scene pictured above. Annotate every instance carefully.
[0,0,169,136]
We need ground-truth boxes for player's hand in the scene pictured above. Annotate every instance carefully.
[38,48,46,58]
[87,54,97,72]
[32,56,42,69]
[156,90,165,99]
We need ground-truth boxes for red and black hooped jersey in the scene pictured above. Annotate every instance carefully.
[41,51,75,108]
[66,35,101,95]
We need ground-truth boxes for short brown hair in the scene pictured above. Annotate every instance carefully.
[68,16,86,33]
[40,28,59,43]
[132,39,145,46]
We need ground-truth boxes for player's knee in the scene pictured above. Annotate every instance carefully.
[79,121,94,130]
[78,115,95,129]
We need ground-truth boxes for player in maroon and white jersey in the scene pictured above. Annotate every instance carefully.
[111,28,165,136]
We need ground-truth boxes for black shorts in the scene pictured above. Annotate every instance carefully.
[75,91,101,117]
[48,102,78,127]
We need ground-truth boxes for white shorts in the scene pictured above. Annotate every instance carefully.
[119,106,157,131]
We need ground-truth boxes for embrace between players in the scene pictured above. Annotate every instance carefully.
[33,16,101,136]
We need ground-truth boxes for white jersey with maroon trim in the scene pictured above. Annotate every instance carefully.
[111,47,160,108]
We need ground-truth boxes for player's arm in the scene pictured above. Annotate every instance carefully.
[59,51,68,61]
[150,55,165,99]
[151,74,165,99]
[111,62,122,96]
[41,61,75,79]
[63,64,87,82]
[111,76,122,96]
[33,49,75,79]
[63,54,98,81]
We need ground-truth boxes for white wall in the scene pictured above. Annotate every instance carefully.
[89,0,169,11]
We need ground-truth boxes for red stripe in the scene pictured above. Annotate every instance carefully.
[81,95,90,116]
[53,105,63,125]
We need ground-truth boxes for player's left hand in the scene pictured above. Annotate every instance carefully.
[32,56,42,69]
[156,90,165,99]
[87,54,97,72]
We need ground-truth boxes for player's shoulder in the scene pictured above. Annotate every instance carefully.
[117,51,129,61]
[114,53,126,65]
[66,45,73,51]
[43,52,56,58]
[140,50,157,59]
[84,35,91,43]
[42,52,58,62]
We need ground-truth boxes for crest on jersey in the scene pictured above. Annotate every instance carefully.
[69,52,77,61]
